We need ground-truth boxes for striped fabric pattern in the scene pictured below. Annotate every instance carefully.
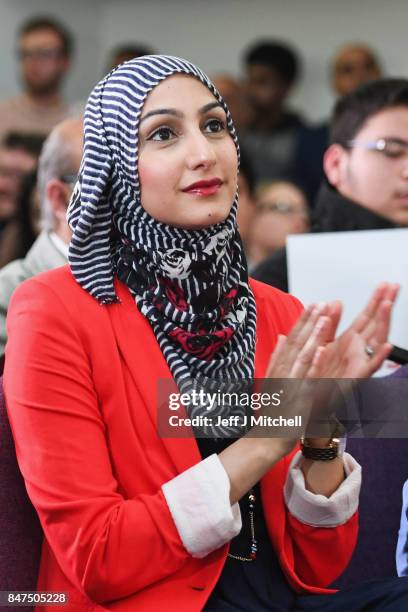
[67,55,256,435]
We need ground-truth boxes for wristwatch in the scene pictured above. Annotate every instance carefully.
[301,418,346,461]
[300,436,346,461]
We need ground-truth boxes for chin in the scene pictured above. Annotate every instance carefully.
[163,204,232,230]
[177,218,226,230]
[202,212,230,229]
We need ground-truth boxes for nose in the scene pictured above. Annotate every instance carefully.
[185,130,217,171]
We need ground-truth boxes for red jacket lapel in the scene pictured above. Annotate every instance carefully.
[108,280,201,474]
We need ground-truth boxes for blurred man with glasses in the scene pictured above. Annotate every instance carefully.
[0,17,74,145]
[253,78,408,290]
[0,117,83,358]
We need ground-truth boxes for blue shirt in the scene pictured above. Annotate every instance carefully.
[397,480,408,576]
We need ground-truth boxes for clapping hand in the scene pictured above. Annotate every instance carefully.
[260,283,399,451]
[306,282,399,379]
[265,282,399,381]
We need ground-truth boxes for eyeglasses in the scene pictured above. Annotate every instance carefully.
[346,138,408,159]
[59,174,78,186]
[0,168,27,181]
[18,48,64,61]
[257,201,307,216]
[335,60,376,75]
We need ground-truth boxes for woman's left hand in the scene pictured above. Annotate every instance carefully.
[306,282,399,380]
[302,283,399,447]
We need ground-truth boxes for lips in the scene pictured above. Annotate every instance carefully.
[182,178,223,196]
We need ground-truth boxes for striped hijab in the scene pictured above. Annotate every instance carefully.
[67,56,256,434]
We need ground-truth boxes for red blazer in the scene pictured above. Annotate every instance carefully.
[4,267,358,611]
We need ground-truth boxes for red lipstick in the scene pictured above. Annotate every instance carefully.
[182,178,222,196]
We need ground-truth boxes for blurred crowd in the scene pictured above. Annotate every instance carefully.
[0,15,407,361]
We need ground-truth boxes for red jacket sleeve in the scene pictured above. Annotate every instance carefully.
[4,278,190,603]
[287,510,359,589]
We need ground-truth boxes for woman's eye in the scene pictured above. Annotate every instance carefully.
[148,127,176,142]
[204,118,225,133]
[383,145,404,158]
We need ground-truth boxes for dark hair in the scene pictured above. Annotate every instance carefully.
[18,16,73,57]
[13,169,39,259]
[330,78,408,145]
[107,43,154,70]
[3,131,46,158]
[244,40,300,85]
[111,43,153,60]
[238,146,256,196]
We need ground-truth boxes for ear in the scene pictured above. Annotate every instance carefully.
[323,144,348,188]
[46,178,70,224]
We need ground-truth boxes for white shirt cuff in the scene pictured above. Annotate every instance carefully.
[162,453,242,558]
[284,451,361,527]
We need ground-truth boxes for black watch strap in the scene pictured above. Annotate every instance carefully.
[301,442,339,461]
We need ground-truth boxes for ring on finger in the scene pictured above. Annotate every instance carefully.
[364,344,375,358]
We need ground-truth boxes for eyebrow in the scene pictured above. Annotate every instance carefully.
[139,101,223,124]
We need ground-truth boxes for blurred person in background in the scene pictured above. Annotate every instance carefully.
[322,78,408,228]
[3,131,45,157]
[107,43,154,70]
[212,74,254,132]
[240,40,304,186]
[0,16,74,144]
[0,169,39,269]
[253,78,408,291]
[0,117,83,355]
[292,42,383,207]
[235,146,256,253]
[0,133,39,244]
[331,43,382,98]
[247,181,310,270]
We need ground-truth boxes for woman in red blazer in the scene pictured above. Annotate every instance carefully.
[4,55,405,611]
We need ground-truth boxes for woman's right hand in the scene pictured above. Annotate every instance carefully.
[254,303,333,456]
[264,302,332,379]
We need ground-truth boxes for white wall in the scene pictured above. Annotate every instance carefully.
[2,0,408,121]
